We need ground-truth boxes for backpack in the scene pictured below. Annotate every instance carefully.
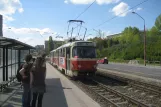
[16,64,24,82]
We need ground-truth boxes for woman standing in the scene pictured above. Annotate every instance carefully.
[30,56,46,107]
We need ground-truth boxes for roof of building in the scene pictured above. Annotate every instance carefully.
[0,36,35,50]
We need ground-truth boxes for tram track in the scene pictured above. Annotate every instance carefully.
[94,75,161,107]
[77,77,153,107]
[49,62,161,107]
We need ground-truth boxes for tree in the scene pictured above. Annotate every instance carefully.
[48,36,54,54]
[155,14,161,31]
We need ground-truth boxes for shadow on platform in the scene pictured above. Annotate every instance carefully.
[43,78,70,107]
[1,78,69,107]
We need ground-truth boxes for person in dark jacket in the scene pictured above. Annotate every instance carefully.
[30,56,46,107]
[19,54,33,107]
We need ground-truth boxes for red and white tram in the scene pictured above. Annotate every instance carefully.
[50,40,97,77]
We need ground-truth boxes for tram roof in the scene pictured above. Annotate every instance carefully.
[0,36,35,50]
[51,41,93,52]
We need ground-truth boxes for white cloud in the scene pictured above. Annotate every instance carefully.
[3,15,15,21]
[136,7,142,11]
[96,0,120,5]
[104,31,111,36]
[0,0,24,21]
[64,0,69,4]
[65,0,120,5]
[111,2,129,17]
[18,8,24,13]
[4,26,52,35]
[3,24,60,46]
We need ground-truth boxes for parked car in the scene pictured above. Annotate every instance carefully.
[97,57,108,64]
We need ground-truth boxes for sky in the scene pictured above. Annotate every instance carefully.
[1,0,161,46]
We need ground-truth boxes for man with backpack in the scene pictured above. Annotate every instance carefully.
[19,54,33,107]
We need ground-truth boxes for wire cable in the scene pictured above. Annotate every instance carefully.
[75,0,96,20]
[87,0,149,32]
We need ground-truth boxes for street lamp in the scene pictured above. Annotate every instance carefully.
[132,11,146,66]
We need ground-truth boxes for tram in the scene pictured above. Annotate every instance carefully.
[50,20,97,77]
[50,39,97,77]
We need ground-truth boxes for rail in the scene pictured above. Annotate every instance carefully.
[78,78,151,107]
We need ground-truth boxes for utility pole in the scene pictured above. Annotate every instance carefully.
[132,12,146,66]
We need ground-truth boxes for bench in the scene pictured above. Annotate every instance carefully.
[0,81,9,92]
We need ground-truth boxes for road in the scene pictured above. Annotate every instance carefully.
[97,63,161,80]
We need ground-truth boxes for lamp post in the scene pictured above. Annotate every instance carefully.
[132,11,146,66]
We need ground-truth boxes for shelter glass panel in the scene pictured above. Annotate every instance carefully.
[8,65,12,78]
[0,48,2,67]
[15,50,18,63]
[12,50,15,64]
[8,49,11,65]
[15,63,18,75]
[21,50,29,62]
[0,68,2,82]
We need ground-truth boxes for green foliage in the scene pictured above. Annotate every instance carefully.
[88,14,161,62]
[155,14,161,31]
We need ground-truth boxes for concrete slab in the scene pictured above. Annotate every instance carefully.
[0,63,101,107]
[43,63,101,107]
[0,82,21,107]
[97,67,161,87]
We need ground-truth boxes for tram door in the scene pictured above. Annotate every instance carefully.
[66,47,70,72]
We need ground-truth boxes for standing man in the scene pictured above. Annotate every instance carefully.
[19,54,33,107]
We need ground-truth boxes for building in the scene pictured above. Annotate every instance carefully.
[35,45,44,51]
[45,40,64,54]
[45,40,49,54]
[35,45,45,55]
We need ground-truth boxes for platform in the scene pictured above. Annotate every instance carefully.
[0,63,101,107]
[97,63,161,87]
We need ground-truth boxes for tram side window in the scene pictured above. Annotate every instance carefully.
[54,52,55,57]
[73,47,77,58]
[56,50,59,57]
[52,52,54,57]
[59,49,62,57]
[55,51,57,57]
[62,48,65,57]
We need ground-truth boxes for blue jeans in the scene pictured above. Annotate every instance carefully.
[22,83,31,107]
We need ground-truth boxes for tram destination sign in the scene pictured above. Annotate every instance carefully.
[75,42,96,46]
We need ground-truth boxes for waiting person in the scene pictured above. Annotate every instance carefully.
[32,58,36,63]
[30,56,46,107]
[19,54,33,107]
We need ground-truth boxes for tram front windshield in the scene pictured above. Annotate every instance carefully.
[73,47,96,58]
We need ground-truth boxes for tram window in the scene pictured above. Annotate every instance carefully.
[60,49,63,57]
[72,47,96,58]
[62,48,65,57]
[55,51,57,57]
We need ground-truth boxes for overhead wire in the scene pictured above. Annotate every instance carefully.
[87,0,150,32]
[75,0,96,20]
[64,0,96,39]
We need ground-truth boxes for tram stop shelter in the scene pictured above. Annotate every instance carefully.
[0,36,35,83]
